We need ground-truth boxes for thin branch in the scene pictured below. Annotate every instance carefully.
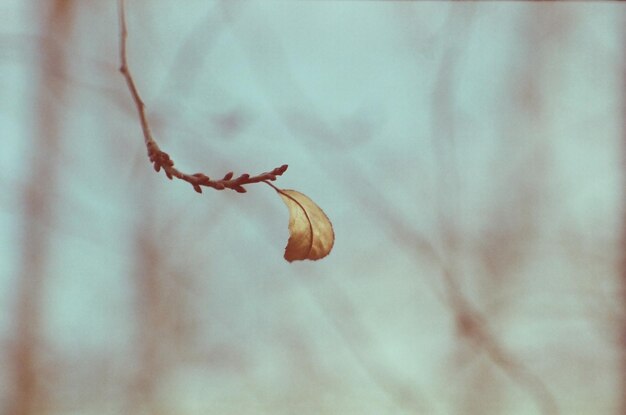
[117,0,287,194]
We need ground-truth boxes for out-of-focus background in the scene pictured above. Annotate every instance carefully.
[1,1,625,414]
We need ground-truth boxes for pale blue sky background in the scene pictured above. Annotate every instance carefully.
[1,1,625,414]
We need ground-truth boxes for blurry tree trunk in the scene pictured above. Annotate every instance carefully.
[617,15,626,415]
[127,183,163,414]
[6,2,74,415]
[127,178,192,414]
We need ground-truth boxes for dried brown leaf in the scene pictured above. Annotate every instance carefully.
[276,189,334,262]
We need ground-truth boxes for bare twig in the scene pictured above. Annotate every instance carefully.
[117,0,287,194]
